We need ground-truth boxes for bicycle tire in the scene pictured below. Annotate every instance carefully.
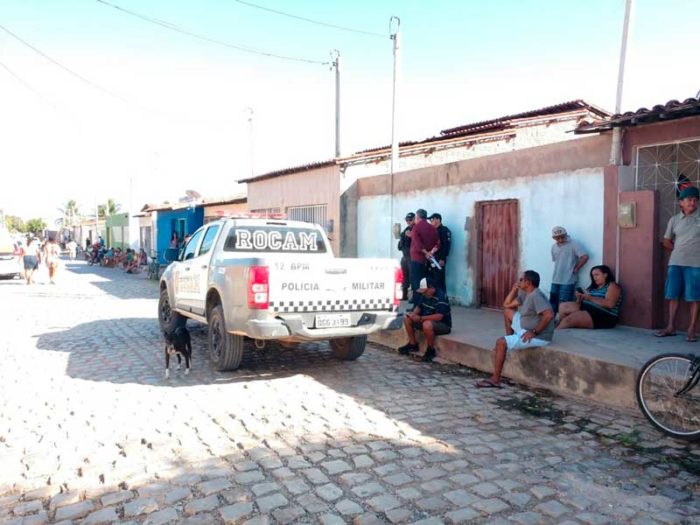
[636,353,700,441]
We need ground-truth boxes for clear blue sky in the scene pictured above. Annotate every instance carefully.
[1,0,699,220]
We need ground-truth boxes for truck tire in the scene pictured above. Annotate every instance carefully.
[330,336,367,361]
[208,304,244,371]
[158,288,186,333]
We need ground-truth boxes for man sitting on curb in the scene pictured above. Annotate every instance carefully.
[398,277,452,362]
[476,270,555,388]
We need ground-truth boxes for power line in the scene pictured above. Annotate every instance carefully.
[0,59,54,106]
[96,0,329,65]
[0,24,131,104]
[233,0,386,39]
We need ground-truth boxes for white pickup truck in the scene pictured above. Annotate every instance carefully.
[158,217,403,370]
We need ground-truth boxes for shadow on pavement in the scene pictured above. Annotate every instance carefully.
[34,317,355,388]
[63,261,158,300]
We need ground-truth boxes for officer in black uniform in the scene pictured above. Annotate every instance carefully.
[428,213,451,292]
[397,212,415,301]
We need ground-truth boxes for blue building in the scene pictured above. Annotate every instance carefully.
[155,205,204,263]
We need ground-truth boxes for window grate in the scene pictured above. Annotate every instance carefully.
[286,204,328,228]
[635,139,700,227]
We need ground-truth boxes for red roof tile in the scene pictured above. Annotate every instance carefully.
[575,97,700,133]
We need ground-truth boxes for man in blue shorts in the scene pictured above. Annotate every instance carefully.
[656,186,700,342]
[477,270,555,388]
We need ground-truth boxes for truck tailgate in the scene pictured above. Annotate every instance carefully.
[267,258,397,314]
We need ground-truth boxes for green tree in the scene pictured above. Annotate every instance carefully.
[56,200,80,228]
[98,198,121,219]
[25,218,47,235]
[5,215,26,233]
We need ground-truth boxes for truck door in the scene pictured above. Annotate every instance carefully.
[190,223,221,315]
[174,228,205,312]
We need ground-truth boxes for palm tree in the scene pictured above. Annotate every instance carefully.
[56,199,80,228]
[98,198,121,219]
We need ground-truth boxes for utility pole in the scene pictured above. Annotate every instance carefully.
[389,16,400,256]
[332,50,341,158]
[610,0,633,165]
[244,107,254,180]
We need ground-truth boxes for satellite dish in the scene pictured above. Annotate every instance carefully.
[185,190,202,200]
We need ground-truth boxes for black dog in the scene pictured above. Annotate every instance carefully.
[163,326,192,378]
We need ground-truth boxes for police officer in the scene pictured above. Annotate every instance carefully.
[397,212,415,301]
[428,213,451,292]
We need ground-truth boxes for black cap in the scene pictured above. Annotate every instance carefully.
[405,212,415,220]
[428,213,442,221]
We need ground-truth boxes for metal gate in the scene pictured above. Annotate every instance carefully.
[477,200,519,309]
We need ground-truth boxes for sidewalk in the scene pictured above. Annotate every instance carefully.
[370,304,696,410]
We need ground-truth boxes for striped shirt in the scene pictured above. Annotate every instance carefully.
[585,284,621,317]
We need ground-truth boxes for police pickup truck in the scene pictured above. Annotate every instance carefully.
[158,217,404,371]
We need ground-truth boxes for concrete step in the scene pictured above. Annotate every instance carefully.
[371,306,694,411]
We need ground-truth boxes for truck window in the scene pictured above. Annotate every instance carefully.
[182,229,204,260]
[224,226,326,253]
[198,225,220,257]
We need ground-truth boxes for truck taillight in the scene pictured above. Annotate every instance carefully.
[248,266,269,309]
[394,267,403,306]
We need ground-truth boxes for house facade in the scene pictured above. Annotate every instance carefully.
[348,134,611,307]
[154,205,204,263]
[576,97,700,328]
[202,195,248,223]
[105,212,129,250]
[240,161,340,255]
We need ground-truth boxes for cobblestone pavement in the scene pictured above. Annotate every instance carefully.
[0,260,698,525]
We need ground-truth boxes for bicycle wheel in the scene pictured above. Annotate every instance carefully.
[636,353,700,441]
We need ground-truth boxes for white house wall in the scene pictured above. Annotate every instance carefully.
[357,167,604,306]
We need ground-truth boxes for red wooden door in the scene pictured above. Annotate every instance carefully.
[478,200,519,309]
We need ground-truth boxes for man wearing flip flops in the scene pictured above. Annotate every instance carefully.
[476,270,555,389]
[656,186,700,342]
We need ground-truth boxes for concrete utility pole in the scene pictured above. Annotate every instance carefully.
[332,50,341,158]
[610,0,633,165]
[244,107,254,180]
[389,16,400,256]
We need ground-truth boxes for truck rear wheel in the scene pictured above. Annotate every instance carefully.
[330,336,367,361]
[208,304,244,371]
[158,288,186,333]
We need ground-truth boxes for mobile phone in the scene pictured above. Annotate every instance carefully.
[576,287,584,294]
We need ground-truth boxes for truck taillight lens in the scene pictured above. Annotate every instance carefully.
[248,266,269,309]
[394,267,403,306]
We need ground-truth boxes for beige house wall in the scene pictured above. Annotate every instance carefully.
[246,165,340,255]
[204,202,248,222]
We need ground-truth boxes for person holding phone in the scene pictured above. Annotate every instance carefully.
[557,265,622,329]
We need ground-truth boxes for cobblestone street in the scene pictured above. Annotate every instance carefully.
[0,261,698,524]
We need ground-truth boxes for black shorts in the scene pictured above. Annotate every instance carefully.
[412,321,451,335]
[581,302,618,329]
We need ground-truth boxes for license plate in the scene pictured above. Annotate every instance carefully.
[315,313,351,328]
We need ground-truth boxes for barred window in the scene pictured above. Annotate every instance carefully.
[286,204,328,228]
[636,139,700,227]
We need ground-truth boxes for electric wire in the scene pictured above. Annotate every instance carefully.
[233,0,385,38]
[96,0,329,65]
[0,24,131,105]
[0,59,54,106]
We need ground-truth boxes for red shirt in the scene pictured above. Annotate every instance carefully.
[409,219,440,263]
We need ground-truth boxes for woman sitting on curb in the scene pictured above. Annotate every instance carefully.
[557,265,622,330]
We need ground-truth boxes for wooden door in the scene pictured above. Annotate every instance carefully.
[478,200,519,309]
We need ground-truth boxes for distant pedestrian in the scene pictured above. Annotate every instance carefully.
[20,237,40,285]
[428,213,451,292]
[170,231,180,249]
[67,240,78,260]
[43,236,61,284]
[655,186,700,342]
[409,209,440,302]
[549,226,588,314]
[397,212,415,301]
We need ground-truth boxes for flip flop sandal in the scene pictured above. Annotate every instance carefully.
[654,330,677,338]
[686,335,698,342]
[476,379,503,389]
